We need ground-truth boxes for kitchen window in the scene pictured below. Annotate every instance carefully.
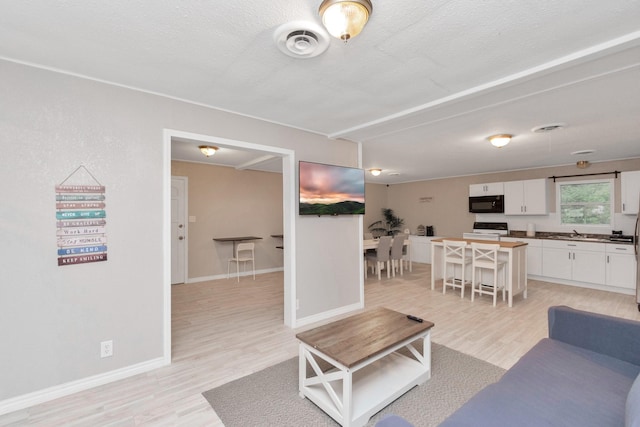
[557,179,613,227]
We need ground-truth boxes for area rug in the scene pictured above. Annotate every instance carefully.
[202,342,505,427]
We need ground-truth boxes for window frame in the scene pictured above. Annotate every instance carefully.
[555,178,614,230]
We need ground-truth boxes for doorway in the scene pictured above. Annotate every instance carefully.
[162,129,297,361]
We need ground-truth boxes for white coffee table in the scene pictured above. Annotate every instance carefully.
[296,307,434,427]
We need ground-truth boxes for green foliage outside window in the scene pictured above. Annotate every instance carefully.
[559,181,612,225]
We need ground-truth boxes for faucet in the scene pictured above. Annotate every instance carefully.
[572,229,583,237]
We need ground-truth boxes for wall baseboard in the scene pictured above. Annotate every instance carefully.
[295,301,364,328]
[187,267,284,284]
[0,356,168,416]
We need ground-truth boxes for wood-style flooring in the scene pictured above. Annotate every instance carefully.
[2,264,639,426]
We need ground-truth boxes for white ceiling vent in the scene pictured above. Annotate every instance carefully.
[274,21,329,59]
[531,123,566,133]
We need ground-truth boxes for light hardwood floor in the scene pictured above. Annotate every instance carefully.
[2,264,639,426]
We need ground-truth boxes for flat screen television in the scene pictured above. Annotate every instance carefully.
[299,161,365,215]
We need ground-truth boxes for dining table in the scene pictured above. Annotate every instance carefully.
[363,237,412,272]
[213,236,263,254]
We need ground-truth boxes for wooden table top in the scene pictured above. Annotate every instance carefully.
[212,236,263,242]
[296,307,434,368]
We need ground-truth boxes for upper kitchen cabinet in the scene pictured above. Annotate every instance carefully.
[469,182,504,196]
[621,170,640,214]
[504,178,548,215]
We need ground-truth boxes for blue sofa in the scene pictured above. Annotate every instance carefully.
[377,306,640,427]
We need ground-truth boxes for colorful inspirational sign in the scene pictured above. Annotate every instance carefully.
[56,183,107,266]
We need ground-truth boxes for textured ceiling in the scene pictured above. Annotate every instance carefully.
[1,1,640,182]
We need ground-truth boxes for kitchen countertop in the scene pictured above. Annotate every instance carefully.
[507,231,633,245]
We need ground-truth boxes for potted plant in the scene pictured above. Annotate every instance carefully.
[368,208,405,237]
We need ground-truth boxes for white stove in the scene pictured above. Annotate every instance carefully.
[463,222,509,241]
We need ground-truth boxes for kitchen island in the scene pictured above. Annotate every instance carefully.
[430,238,528,307]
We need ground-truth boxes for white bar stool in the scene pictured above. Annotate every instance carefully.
[227,242,255,282]
[470,242,506,306]
[442,240,471,298]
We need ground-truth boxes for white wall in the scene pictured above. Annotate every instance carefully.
[0,59,361,407]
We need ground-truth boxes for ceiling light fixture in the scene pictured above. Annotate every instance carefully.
[319,0,373,42]
[199,145,218,157]
[487,134,512,148]
[369,168,382,176]
[576,160,590,169]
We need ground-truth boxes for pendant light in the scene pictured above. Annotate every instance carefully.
[319,0,373,42]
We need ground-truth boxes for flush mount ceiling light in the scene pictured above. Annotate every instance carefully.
[199,145,218,157]
[369,168,382,176]
[487,134,512,148]
[576,160,590,169]
[319,0,373,42]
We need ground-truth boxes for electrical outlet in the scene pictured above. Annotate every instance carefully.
[296,299,299,310]
[100,340,113,358]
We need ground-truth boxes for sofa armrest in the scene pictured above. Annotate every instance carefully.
[548,305,640,366]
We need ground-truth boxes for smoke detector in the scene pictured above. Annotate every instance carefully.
[274,21,330,59]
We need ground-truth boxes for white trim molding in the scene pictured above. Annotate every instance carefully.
[0,357,167,416]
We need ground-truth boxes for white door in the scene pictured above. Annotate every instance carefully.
[171,177,187,284]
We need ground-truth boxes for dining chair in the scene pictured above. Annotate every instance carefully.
[442,240,471,297]
[227,242,255,282]
[470,242,506,306]
[390,233,407,277]
[365,236,392,280]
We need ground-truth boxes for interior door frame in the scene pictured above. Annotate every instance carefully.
[162,129,296,363]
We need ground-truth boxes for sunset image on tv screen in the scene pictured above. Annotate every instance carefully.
[299,162,365,215]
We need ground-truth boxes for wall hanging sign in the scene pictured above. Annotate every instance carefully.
[56,165,107,266]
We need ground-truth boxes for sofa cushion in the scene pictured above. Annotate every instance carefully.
[439,338,640,427]
[627,373,640,427]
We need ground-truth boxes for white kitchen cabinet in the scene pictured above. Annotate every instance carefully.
[621,170,640,214]
[542,240,605,285]
[504,179,548,215]
[606,244,637,290]
[408,235,440,264]
[501,237,542,276]
[469,182,504,196]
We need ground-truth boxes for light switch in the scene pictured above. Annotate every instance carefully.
[188,216,196,223]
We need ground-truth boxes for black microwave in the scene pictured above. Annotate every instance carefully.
[469,195,504,213]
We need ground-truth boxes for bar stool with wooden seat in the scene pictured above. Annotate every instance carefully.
[442,240,471,298]
[470,242,507,306]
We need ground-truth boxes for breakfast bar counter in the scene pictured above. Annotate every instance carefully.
[430,238,528,307]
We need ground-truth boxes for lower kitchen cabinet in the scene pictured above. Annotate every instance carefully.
[606,244,637,290]
[504,237,635,293]
[542,240,606,285]
[501,237,542,276]
[408,235,440,264]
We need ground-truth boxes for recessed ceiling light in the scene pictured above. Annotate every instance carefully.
[531,123,566,133]
[571,149,596,156]
[369,168,382,176]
